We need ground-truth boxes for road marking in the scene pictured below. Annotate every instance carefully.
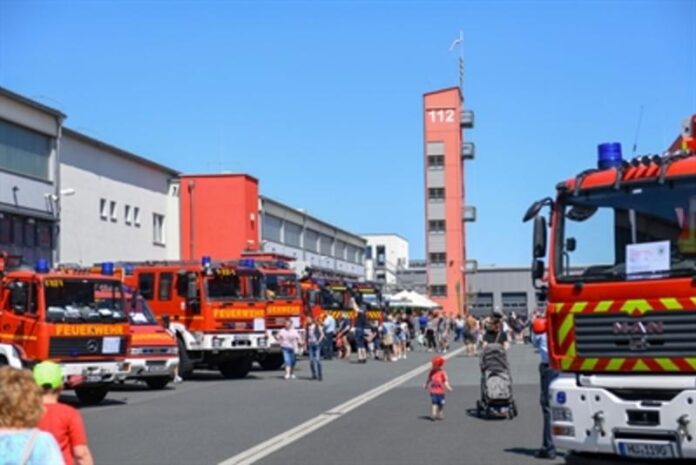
[219,346,466,465]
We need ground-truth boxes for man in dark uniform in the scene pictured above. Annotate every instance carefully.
[532,316,557,459]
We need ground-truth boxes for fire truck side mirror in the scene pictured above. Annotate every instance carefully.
[533,215,547,258]
[532,259,545,283]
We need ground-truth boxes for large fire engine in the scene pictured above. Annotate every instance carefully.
[525,115,696,460]
[241,252,303,370]
[0,255,130,404]
[118,258,267,379]
[301,276,384,326]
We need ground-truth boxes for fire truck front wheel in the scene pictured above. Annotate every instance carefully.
[219,358,252,379]
[177,338,194,380]
[74,385,109,405]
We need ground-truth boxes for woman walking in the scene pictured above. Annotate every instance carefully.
[277,320,302,380]
[305,316,324,381]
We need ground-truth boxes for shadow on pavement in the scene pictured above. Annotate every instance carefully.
[61,396,127,409]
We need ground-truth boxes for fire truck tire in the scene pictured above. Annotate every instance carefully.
[258,354,284,371]
[145,376,172,390]
[74,386,109,405]
[219,358,252,379]
[177,338,194,380]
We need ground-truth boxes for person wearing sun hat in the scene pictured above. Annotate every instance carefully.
[33,361,94,465]
[424,355,453,421]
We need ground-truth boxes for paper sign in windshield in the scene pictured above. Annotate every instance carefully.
[102,337,121,354]
[626,241,670,276]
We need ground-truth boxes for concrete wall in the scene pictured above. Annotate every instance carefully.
[59,131,180,264]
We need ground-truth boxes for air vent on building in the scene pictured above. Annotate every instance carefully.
[461,110,475,129]
[463,205,477,222]
[461,142,475,160]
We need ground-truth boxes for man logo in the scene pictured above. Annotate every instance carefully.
[613,320,664,352]
[86,339,100,353]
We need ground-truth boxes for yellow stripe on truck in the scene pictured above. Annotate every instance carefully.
[660,298,682,310]
[557,314,574,347]
[656,358,679,371]
[595,301,613,312]
[606,358,624,371]
[570,302,587,313]
[580,358,598,371]
[620,299,651,315]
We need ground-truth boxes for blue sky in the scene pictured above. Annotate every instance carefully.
[1,0,694,265]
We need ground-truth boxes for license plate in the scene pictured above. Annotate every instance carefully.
[83,375,102,383]
[146,365,166,372]
[617,441,675,459]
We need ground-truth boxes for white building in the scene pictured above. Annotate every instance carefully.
[362,233,409,286]
[0,87,64,265]
[59,128,180,265]
[259,196,366,279]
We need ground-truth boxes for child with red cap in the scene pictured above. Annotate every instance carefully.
[424,355,453,421]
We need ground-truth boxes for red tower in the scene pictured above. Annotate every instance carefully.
[423,87,475,314]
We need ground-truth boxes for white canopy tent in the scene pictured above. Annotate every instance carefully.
[387,290,441,309]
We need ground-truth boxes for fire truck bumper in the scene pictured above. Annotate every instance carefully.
[550,373,696,460]
[119,357,179,380]
[197,332,269,351]
[61,361,126,386]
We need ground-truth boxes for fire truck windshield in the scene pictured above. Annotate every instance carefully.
[44,279,127,323]
[556,182,696,282]
[206,272,263,300]
[360,292,382,310]
[127,295,158,325]
[265,274,298,299]
[320,287,348,310]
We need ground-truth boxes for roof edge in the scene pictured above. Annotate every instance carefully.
[0,86,66,119]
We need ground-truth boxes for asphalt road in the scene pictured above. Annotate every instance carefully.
[66,344,591,465]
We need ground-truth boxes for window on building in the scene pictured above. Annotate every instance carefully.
[427,155,444,169]
[37,222,51,249]
[428,252,446,266]
[262,214,282,242]
[357,249,364,264]
[158,272,173,301]
[133,207,141,227]
[0,214,10,244]
[109,201,117,222]
[429,285,447,297]
[319,235,332,255]
[284,222,302,248]
[138,273,155,300]
[364,245,372,260]
[304,229,319,253]
[23,219,36,247]
[345,244,356,263]
[153,214,165,245]
[376,272,386,282]
[376,245,386,266]
[428,220,445,233]
[0,119,51,180]
[428,188,445,201]
[124,205,132,225]
[100,199,108,220]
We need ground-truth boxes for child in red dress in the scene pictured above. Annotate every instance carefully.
[424,355,453,420]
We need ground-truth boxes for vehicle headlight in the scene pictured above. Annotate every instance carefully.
[130,347,144,356]
[552,407,573,422]
[166,346,178,355]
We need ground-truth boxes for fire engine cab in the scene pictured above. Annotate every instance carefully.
[0,254,130,404]
[525,114,696,461]
[116,258,268,379]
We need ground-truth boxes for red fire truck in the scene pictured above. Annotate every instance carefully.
[300,277,384,325]
[0,255,130,404]
[525,115,696,461]
[118,258,268,379]
[241,252,303,370]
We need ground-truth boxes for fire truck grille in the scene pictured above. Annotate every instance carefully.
[574,311,696,357]
[48,337,127,357]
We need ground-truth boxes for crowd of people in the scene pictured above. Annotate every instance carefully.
[0,362,93,465]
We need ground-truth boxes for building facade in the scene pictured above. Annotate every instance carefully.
[423,87,475,314]
[362,233,409,287]
[396,259,428,295]
[0,87,64,265]
[59,129,180,264]
[260,196,366,278]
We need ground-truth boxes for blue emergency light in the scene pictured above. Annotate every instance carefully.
[597,142,623,170]
[202,256,212,269]
[238,258,255,268]
[35,259,50,274]
[101,262,114,275]
[124,264,134,276]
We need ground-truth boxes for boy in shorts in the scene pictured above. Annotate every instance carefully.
[424,355,453,421]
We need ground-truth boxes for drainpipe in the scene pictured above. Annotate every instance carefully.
[188,180,195,260]
[53,116,64,265]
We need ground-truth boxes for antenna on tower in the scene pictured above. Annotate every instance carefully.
[449,30,464,100]
[631,105,644,158]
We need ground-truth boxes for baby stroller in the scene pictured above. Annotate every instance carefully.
[476,343,517,419]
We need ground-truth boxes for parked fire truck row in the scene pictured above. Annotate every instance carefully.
[526,114,696,461]
[0,250,385,403]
